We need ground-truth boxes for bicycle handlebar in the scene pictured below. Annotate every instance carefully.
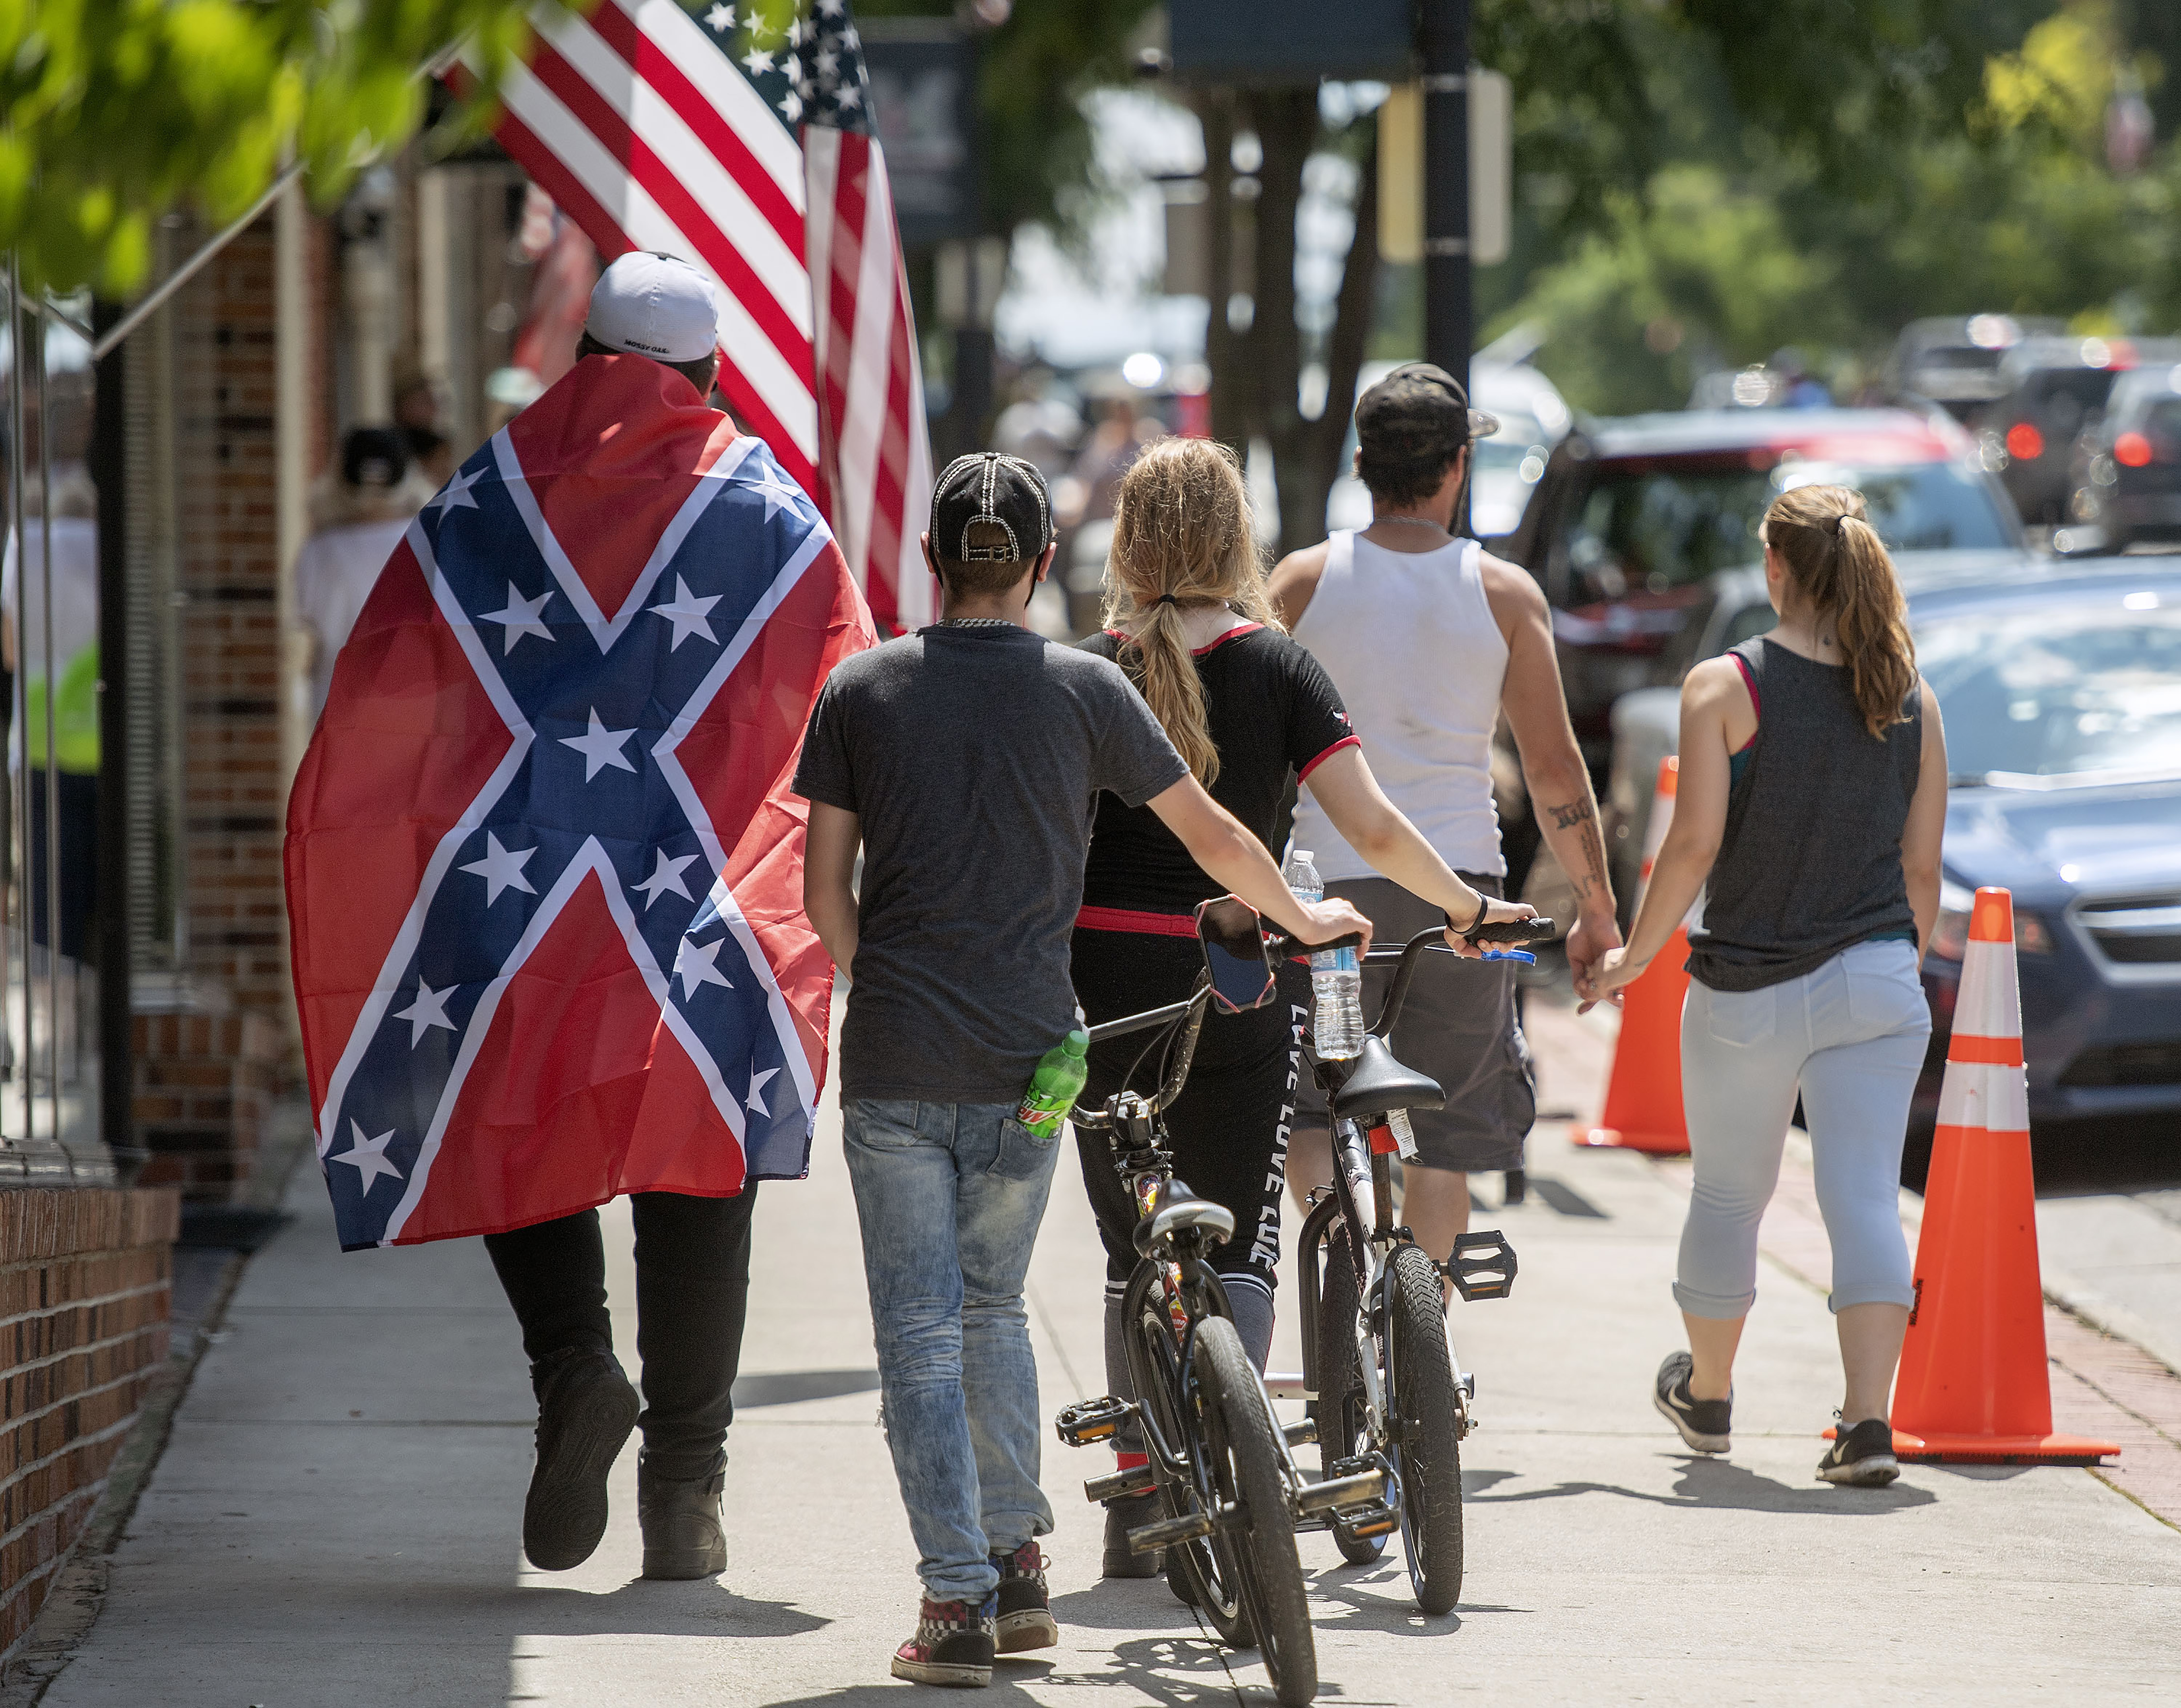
[1373,919,1555,1037]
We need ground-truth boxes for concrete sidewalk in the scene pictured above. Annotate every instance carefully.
[21,998,2181,1706]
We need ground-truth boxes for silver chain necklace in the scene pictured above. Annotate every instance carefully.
[935,617,1017,629]
[1374,513,1450,533]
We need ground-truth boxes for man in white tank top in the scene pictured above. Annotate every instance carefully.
[1272,363,1621,1269]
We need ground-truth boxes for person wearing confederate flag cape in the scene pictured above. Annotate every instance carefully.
[285,253,872,1579]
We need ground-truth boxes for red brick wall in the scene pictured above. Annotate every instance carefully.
[0,1188,180,1656]
[132,206,308,1202]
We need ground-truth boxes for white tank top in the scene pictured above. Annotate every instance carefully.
[1290,531,1508,879]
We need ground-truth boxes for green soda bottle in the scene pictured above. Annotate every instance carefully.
[1015,1028,1090,1139]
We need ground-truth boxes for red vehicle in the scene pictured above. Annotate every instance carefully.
[1492,407,2023,775]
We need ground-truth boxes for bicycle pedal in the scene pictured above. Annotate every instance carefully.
[1295,1463,1386,1515]
[1339,1500,1400,1539]
[1127,1510,1214,1554]
[1444,1229,1518,1301]
[1055,1395,1133,1447]
[1281,1416,1318,1448]
[1084,1463,1156,1504]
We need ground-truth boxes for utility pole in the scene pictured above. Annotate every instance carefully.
[1419,0,1472,533]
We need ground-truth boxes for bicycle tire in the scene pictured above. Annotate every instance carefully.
[1194,1316,1319,1707]
[1386,1241,1464,1615]
[1130,1293,1252,1646]
[1312,1224,1386,1566]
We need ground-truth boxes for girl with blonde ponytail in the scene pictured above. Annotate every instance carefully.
[1592,480,1951,1489]
[1070,435,1534,1580]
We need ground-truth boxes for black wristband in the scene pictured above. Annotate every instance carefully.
[1447,893,1488,939]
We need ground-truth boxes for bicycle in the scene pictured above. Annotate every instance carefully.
[1055,898,1367,1708]
[1296,918,1552,1616]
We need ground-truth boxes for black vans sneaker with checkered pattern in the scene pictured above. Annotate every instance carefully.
[991,1540,1058,1654]
[891,1593,997,1687]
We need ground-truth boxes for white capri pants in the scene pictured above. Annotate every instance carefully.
[1675,938,1931,1320]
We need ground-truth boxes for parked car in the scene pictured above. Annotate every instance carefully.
[1326,358,1572,539]
[1605,558,2181,1152]
[2058,362,2181,554]
[1493,407,2023,776]
[1976,335,2181,525]
[1889,313,2066,422]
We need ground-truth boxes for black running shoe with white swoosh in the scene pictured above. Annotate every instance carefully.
[1653,1350,1732,1455]
[1818,1416,1901,1487]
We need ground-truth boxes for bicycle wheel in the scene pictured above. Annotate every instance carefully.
[1194,1316,1318,1708]
[1130,1293,1252,1646]
[1385,1241,1464,1614]
[1312,1225,1386,1566]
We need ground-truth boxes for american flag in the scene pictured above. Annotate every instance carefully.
[285,358,873,1248]
[475,0,936,630]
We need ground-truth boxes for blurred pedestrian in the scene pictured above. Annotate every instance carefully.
[1589,481,1947,1488]
[1271,363,1622,1268]
[394,369,458,490]
[2,463,100,961]
[293,426,416,721]
[1071,437,1533,1577]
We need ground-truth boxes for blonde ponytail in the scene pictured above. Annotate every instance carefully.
[1105,438,1282,785]
[1761,484,1917,739]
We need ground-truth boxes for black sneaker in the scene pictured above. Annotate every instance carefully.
[1101,1489,1163,1580]
[1818,1416,1901,1487]
[891,1594,997,1687]
[991,1540,1058,1654]
[1652,1350,1732,1455]
[637,1454,727,1579]
[522,1348,640,1570]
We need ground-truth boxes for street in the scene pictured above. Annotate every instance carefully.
[21,989,2179,1707]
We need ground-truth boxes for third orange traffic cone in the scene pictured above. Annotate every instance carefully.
[1574,757,1689,1155]
[1886,887,2117,1464]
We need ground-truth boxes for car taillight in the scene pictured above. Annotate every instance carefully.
[2115,430,2154,467]
[2005,422,2044,460]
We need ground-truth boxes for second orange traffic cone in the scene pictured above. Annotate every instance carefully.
[1574,757,1689,1156]
[1886,887,2117,1464]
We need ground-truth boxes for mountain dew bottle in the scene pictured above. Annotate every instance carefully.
[1015,1028,1090,1139]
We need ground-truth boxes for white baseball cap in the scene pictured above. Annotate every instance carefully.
[584,251,719,363]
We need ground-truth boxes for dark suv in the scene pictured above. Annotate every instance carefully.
[1979,336,2179,525]
[2062,363,2181,553]
[1492,407,2023,774]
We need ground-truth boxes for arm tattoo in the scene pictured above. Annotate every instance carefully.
[1542,798,1612,901]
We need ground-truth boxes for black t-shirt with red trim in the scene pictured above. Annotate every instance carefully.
[1079,623,1356,916]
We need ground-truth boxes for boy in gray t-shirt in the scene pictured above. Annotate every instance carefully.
[793,453,1367,1688]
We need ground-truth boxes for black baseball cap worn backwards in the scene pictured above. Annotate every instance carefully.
[1354,362,1501,457]
[931,451,1055,564]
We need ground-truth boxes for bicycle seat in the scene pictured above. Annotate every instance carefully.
[1133,1181,1237,1256]
[1329,1035,1445,1123]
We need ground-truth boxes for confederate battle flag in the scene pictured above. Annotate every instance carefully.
[285,356,873,1250]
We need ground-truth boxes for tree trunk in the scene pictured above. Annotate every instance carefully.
[1197,90,1382,561]
[1250,88,1314,556]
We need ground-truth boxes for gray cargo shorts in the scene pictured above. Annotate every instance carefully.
[1292,875,1535,1175]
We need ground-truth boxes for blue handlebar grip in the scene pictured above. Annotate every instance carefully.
[1478,949,1537,964]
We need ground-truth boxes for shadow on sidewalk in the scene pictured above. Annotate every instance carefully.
[1463,1454,1938,1514]
[759,1633,1237,1708]
[422,1578,831,1639]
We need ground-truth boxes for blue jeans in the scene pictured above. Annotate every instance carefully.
[842,1098,1059,1603]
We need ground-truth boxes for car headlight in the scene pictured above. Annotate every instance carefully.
[1930,878,2051,961]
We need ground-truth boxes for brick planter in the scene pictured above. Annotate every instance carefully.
[0,1187,180,1659]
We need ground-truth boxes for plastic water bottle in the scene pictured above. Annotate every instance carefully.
[1284,849,1363,1059]
[1015,1027,1090,1139]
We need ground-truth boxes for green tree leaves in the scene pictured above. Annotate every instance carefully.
[0,0,532,295]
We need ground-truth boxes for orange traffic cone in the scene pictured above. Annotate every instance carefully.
[1887,887,2118,1463]
[1574,757,1689,1155]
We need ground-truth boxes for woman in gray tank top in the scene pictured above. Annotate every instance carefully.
[1591,482,1950,1488]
